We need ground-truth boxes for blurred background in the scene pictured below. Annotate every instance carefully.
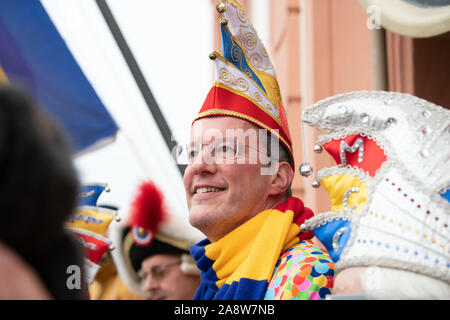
[1,0,449,219]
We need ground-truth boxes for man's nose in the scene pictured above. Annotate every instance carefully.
[189,148,217,174]
[145,275,160,291]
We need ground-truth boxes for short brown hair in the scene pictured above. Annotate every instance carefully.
[265,133,293,199]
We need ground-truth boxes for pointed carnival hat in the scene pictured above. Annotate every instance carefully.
[300,91,450,284]
[66,183,119,284]
[194,0,294,165]
[359,0,450,38]
[109,181,203,296]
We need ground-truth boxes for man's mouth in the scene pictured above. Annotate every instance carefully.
[148,294,167,300]
[194,187,226,195]
[147,290,167,300]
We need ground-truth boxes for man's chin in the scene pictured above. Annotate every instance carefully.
[147,293,168,300]
[188,207,218,234]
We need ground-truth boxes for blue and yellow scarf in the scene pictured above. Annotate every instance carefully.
[190,197,314,300]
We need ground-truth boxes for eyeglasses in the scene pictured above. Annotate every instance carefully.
[139,260,181,283]
[175,138,269,165]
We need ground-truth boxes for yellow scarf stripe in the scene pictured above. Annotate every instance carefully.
[204,208,295,289]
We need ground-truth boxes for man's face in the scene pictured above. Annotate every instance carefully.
[183,117,274,241]
[141,253,199,300]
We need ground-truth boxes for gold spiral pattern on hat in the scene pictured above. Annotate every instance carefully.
[213,81,283,128]
[250,53,263,69]
[244,69,253,78]
[260,42,269,58]
[219,68,249,93]
[219,67,233,83]
[231,43,242,62]
[241,32,257,50]
[237,7,246,23]
[235,77,249,91]
[227,0,247,21]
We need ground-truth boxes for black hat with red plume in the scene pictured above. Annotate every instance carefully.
[123,181,188,273]
[110,180,201,296]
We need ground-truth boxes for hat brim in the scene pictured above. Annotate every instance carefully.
[109,220,146,296]
[109,219,194,297]
[124,227,188,274]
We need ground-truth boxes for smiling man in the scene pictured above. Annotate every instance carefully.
[179,0,334,300]
[185,116,290,242]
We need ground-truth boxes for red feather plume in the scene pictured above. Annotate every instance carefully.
[127,181,166,233]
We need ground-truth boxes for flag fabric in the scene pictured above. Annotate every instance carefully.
[66,184,117,283]
[66,206,118,236]
[78,183,110,207]
[0,0,117,153]
[68,227,112,265]
[68,227,112,284]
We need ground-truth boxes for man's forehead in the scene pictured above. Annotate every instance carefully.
[141,253,179,268]
[191,116,259,141]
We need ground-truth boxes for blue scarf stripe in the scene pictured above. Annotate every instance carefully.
[215,278,268,300]
[190,239,220,299]
[191,238,270,300]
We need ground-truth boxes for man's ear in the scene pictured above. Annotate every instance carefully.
[268,162,294,197]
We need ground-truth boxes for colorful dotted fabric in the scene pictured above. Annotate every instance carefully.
[265,240,335,300]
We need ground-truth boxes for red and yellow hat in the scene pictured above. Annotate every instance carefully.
[194,0,293,164]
